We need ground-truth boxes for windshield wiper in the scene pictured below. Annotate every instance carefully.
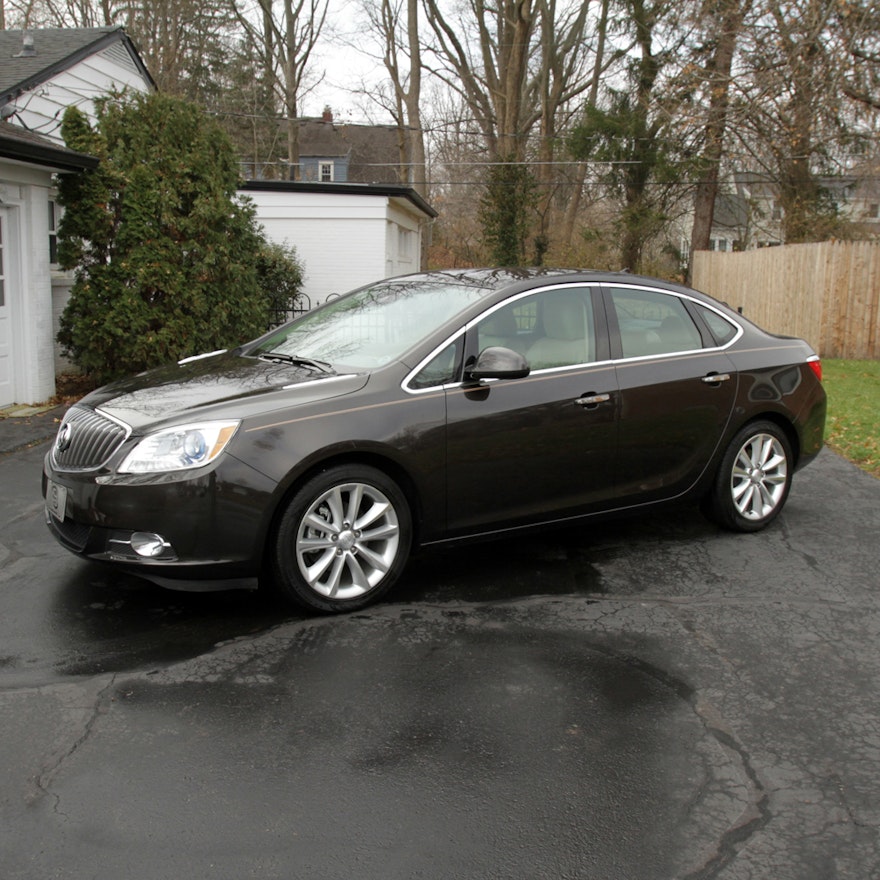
[258,352,335,374]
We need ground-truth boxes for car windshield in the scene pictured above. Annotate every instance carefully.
[251,278,493,370]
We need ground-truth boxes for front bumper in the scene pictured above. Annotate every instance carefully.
[42,451,278,590]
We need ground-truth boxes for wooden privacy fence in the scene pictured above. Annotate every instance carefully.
[691,241,880,359]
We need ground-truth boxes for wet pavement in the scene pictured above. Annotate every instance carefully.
[1,434,879,879]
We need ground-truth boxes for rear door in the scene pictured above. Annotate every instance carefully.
[603,284,738,502]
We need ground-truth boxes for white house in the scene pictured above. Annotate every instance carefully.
[240,181,437,308]
[0,123,99,406]
[0,27,154,406]
[0,28,437,406]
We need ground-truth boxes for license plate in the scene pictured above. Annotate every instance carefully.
[46,480,68,522]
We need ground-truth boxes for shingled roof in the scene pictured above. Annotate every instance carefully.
[0,26,154,107]
[298,112,402,184]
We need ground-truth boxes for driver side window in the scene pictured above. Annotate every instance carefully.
[475,288,596,370]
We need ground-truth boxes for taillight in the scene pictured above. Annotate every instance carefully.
[807,355,822,382]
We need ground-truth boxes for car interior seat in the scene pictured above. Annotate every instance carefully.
[526,294,592,368]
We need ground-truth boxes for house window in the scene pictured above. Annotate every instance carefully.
[398,227,413,260]
[771,200,782,221]
[48,200,59,264]
[320,162,333,182]
[868,203,879,220]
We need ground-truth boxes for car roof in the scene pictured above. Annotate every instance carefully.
[390,267,711,302]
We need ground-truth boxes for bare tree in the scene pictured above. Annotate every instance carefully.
[125,1,236,101]
[735,0,879,242]
[570,0,698,271]
[230,0,329,180]
[356,0,427,196]
[687,0,753,278]
[421,0,613,262]
[421,0,536,161]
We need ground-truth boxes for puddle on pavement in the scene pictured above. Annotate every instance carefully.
[44,507,715,677]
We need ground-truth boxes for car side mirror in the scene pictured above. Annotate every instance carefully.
[465,346,530,382]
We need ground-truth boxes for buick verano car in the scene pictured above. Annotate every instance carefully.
[43,269,827,612]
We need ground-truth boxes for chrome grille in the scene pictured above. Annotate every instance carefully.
[51,406,130,472]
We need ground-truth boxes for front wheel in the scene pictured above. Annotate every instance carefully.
[705,421,793,532]
[272,465,412,612]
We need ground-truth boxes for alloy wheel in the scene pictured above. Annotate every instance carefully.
[295,481,401,600]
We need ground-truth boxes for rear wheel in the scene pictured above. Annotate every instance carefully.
[706,421,793,532]
[272,465,412,612]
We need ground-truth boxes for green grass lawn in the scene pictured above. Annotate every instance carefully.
[822,359,880,479]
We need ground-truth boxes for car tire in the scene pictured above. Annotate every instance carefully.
[272,464,412,612]
[706,420,793,532]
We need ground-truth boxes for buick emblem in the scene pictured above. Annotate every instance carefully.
[56,423,73,454]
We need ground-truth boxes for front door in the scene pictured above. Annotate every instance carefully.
[444,285,619,537]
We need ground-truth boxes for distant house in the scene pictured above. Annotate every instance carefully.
[241,180,437,308]
[0,27,154,406]
[298,108,402,184]
[244,108,404,185]
[732,171,880,248]
[0,30,436,406]
[681,169,880,268]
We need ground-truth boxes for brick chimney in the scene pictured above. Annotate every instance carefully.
[322,106,333,123]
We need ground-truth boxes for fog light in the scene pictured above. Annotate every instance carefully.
[131,532,173,558]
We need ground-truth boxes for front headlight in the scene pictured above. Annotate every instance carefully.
[118,421,240,474]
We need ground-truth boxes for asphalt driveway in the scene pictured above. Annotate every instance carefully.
[0,431,878,879]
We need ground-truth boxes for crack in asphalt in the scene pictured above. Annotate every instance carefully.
[31,674,119,819]
[680,724,771,879]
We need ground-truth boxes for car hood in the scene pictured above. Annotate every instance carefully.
[82,352,369,432]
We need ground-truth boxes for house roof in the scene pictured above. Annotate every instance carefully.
[241,180,437,219]
[0,26,155,107]
[298,116,402,184]
[712,193,749,230]
[0,119,98,171]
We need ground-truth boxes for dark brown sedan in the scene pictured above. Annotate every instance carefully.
[43,269,827,611]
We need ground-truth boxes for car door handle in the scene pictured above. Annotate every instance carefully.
[575,392,612,408]
[701,372,732,384]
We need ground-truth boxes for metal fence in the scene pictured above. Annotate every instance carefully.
[269,294,311,330]
[692,240,880,359]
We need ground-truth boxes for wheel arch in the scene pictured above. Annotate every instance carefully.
[698,410,800,506]
[263,451,425,563]
[737,410,801,466]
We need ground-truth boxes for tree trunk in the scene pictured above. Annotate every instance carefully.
[688,0,752,282]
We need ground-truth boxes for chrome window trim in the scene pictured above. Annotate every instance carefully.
[600,282,744,362]
[403,281,745,393]
[402,329,467,395]
[403,282,602,394]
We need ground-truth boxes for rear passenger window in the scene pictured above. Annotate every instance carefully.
[608,288,703,358]
[694,304,739,346]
